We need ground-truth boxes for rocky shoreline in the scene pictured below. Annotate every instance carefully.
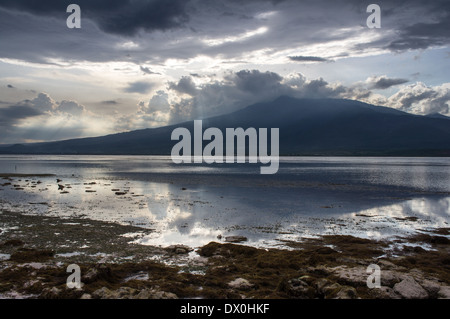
[0,209,449,299]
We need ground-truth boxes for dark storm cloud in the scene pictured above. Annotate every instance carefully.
[0,0,189,36]
[123,81,154,94]
[0,7,119,64]
[101,100,119,105]
[350,0,450,53]
[167,69,348,124]
[303,78,345,98]
[1,0,449,66]
[368,76,409,90]
[232,70,283,94]
[386,19,450,51]
[288,56,329,62]
[168,70,284,124]
[168,76,198,96]
[385,3,450,52]
[140,66,160,75]
[0,104,42,126]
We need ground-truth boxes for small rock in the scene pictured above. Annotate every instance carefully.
[228,278,253,290]
[165,245,193,255]
[135,289,152,299]
[334,286,357,299]
[371,286,401,299]
[23,280,39,289]
[284,278,314,298]
[224,236,248,243]
[116,287,137,298]
[152,291,178,299]
[0,239,24,247]
[10,248,54,262]
[92,287,137,299]
[137,289,178,299]
[314,278,333,294]
[438,286,450,299]
[330,266,366,285]
[42,286,62,298]
[80,293,92,299]
[50,287,62,294]
[298,275,313,283]
[93,287,177,299]
[82,264,115,283]
[377,260,398,270]
[92,287,113,299]
[393,278,428,299]
[420,279,441,297]
[83,268,99,283]
[322,282,342,297]
[381,270,405,288]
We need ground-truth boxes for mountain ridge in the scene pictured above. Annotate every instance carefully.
[1,96,449,156]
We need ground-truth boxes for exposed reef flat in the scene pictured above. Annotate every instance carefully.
[0,210,448,299]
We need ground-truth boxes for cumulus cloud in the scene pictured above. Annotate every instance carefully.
[163,70,449,125]
[387,82,450,115]
[0,92,113,143]
[57,100,86,116]
[148,91,170,112]
[28,92,56,112]
[18,93,87,116]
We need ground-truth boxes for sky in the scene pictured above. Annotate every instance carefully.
[0,0,449,144]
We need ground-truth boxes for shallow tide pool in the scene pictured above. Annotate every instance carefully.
[1,155,449,248]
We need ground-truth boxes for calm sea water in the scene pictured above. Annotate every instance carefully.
[0,155,449,248]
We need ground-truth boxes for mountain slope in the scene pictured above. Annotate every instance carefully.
[1,96,449,156]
